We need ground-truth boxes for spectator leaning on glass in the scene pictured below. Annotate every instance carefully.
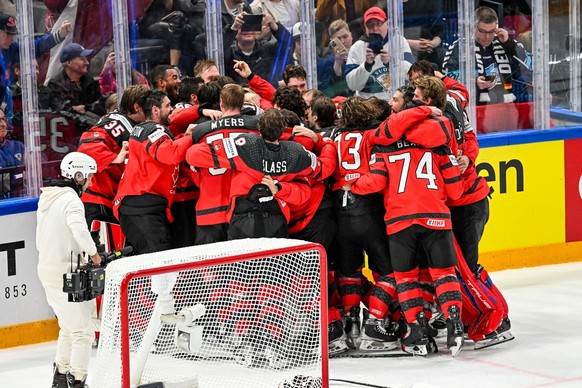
[442,6,526,104]
[0,107,24,168]
[345,7,414,99]
[36,151,101,388]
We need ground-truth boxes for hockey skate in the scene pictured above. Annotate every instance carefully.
[429,311,447,338]
[474,317,514,350]
[400,312,429,356]
[51,363,68,388]
[328,320,348,355]
[446,305,464,357]
[360,317,398,352]
[343,306,361,349]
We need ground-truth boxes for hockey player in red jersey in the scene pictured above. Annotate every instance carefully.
[348,77,466,357]
[186,108,330,240]
[190,84,261,244]
[114,90,193,254]
[409,65,514,347]
[77,85,149,250]
[328,96,401,354]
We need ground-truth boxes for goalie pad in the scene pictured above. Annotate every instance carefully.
[453,238,508,341]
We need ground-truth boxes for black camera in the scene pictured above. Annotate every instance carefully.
[63,247,132,302]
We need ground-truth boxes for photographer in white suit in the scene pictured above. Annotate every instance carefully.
[36,152,101,388]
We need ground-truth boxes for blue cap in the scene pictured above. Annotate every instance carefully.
[60,43,93,63]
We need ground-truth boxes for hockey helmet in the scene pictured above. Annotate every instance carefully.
[60,152,97,180]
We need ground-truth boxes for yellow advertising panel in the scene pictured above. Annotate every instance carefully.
[476,141,565,252]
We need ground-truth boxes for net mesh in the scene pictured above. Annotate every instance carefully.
[90,238,325,388]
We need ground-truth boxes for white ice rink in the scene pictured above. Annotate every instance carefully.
[1,262,581,388]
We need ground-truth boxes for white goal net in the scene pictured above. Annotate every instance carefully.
[89,238,328,388]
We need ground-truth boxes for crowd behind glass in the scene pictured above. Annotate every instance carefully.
[1,0,580,200]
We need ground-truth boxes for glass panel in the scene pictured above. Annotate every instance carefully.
[548,0,582,127]
[443,1,539,134]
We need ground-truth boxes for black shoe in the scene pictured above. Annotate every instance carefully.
[65,373,87,388]
[51,364,68,388]
[446,305,464,357]
[343,306,361,349]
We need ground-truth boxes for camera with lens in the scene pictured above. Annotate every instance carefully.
[63,247,132,302]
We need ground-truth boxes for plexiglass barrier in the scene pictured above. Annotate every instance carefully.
[4,0,581,201]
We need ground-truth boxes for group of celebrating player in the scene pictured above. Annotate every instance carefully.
[74,58,513,360]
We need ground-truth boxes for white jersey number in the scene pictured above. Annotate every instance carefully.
[388,152,438,193]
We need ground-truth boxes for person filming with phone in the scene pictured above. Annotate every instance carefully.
[345,6,414,99]
[223,11,291,87]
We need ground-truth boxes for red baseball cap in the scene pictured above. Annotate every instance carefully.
[364,7,387,25]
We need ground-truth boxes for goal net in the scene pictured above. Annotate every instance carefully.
[89,238,328,388]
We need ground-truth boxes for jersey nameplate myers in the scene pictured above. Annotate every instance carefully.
[210,117,247,130]
[148,129,166,143]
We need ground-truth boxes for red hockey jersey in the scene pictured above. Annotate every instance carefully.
[186,134,323,223]
[77,112,135,207]
[352,141,463,234]
[190,114,260,225]
[113,121,193,221]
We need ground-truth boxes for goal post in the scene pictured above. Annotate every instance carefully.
[90,239,329,388]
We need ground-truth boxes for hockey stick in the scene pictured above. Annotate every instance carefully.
[330,378,391,388]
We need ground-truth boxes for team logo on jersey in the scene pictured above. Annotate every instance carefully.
[344,173,360,181]
[14,153,22,161]
[427,219,445,227]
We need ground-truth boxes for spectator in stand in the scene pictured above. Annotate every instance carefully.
[442,6,527,105]
[47,43,105,126]
[77,85,149,251]
[0,107,23,169]
[315,0,379,44]
[223,12,292,87]
[345,7,414,99]
[135,0,194,68]
[193,59,221,84]
[114,90,193,255]
[0,13,72,122]
[288,23,328,89]
[98,50,150,97]
[250,0,300,33]
[10,60,57,118]
[402,0,446,68]
[149,64,181,106]
[193,0,253,61]
[320,19,355,97]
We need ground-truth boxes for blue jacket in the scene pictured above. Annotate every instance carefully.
[0,138,25,168]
